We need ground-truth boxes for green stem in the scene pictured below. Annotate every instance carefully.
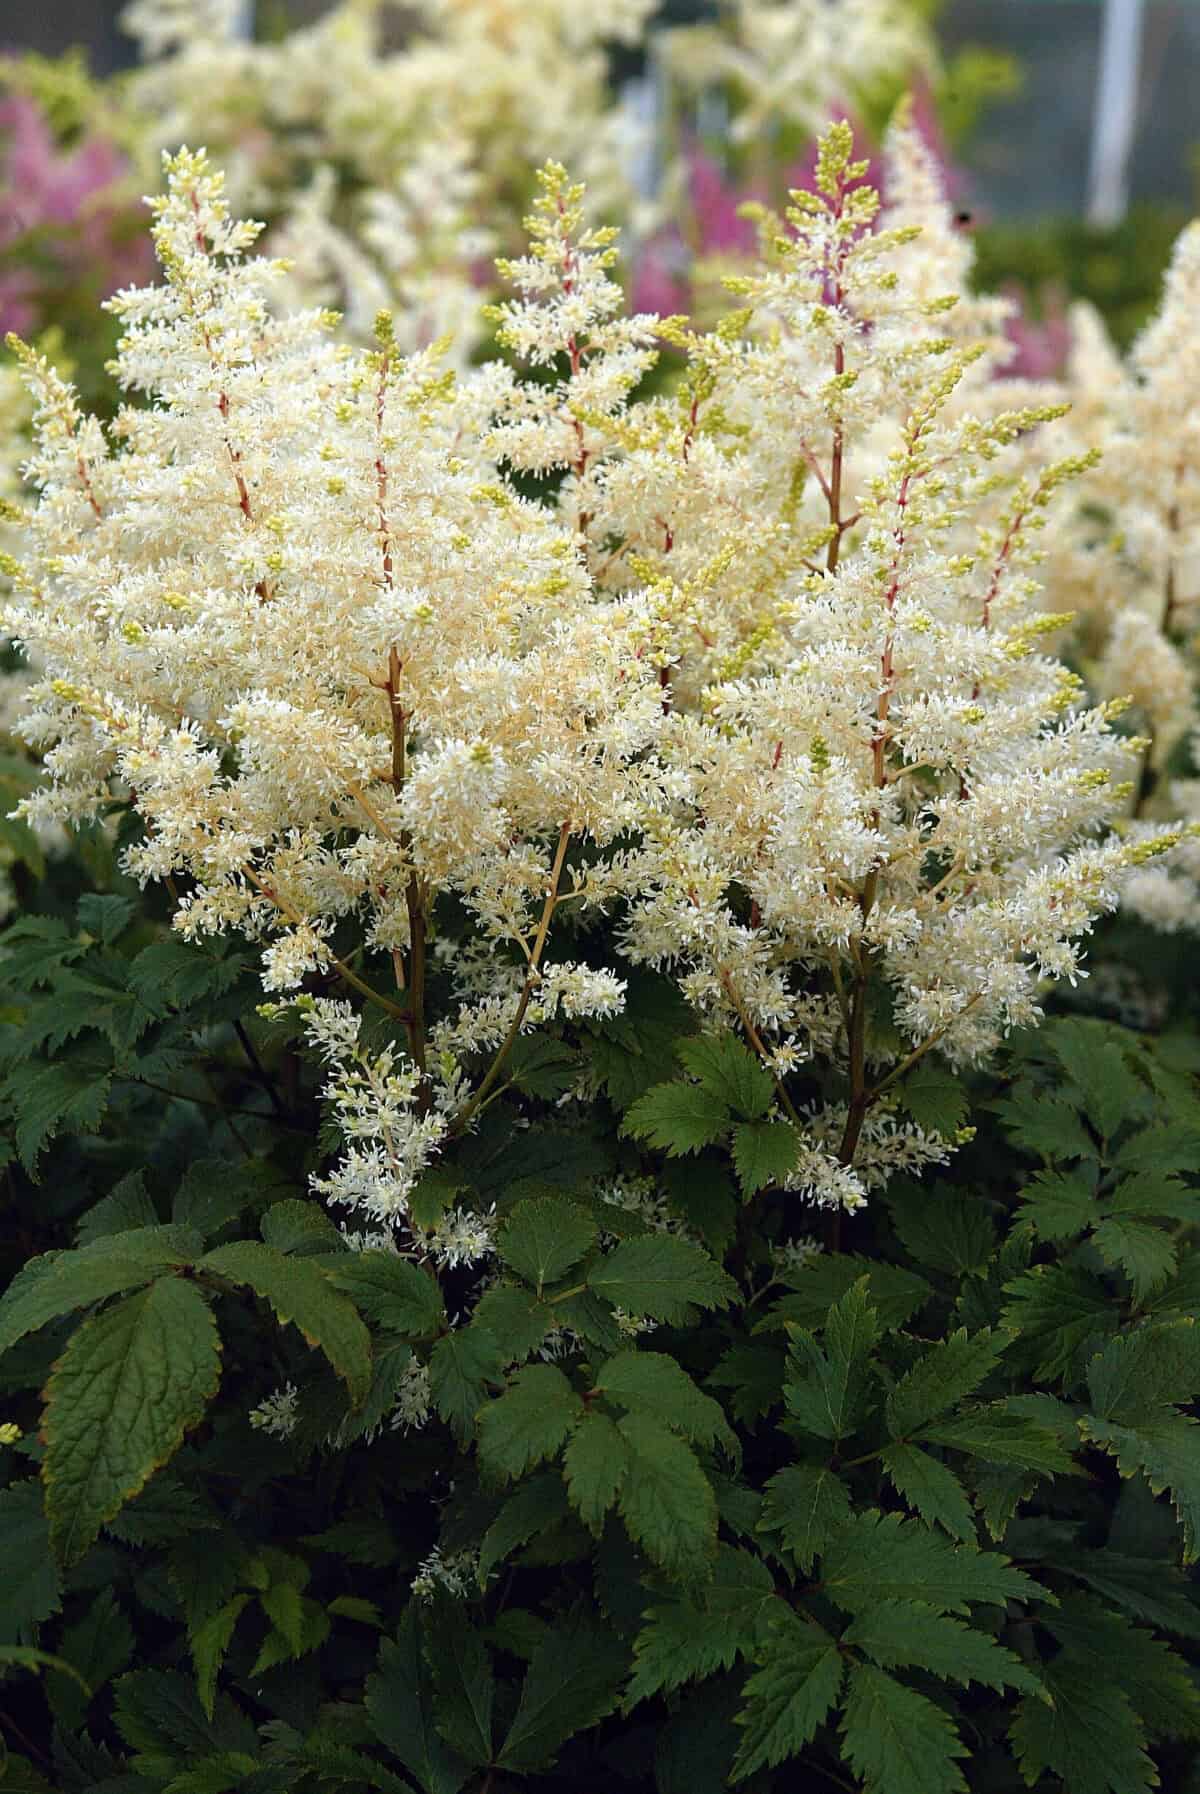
[719,967,804,1129]
[233,1019,286,1117]
[449,822,572,1136]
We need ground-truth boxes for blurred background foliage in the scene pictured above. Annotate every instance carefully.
[3,1,1196,354]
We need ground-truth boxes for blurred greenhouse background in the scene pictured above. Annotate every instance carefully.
[13,4,1200,214]
[2,0,1198,352]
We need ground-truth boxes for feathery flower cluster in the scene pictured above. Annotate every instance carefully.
[1037,225,1200,933]
[248,1382,300,1440]
[411,1545,481,1603]
[5,127,1165,1229]
[389,1357,432,1435]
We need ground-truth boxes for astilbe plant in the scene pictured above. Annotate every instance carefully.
[484,128,1173,1203]
[4,125,1200,1794]
[1034,226,1200,940]
[5,149,671,1265]
[3,133,1175,1227]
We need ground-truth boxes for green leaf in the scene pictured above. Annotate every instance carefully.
[921,1405,1078,1473]
[1010,1657,1155,1794]
[762,1253,931,1332]
[654,1683,741,1794]
[758,1464,851,1572]
[1105,1172,1200,1224]
[0,1643,91,1695]
[477,1364,583,1480]
[75,1171,158,1246]
[1048,1021,1142,1142]
[1092,1217,1177,1302]
[713,1475,762,1539]
[596,1349,735,1454]
[843,1599,1041,1693]
[171,1155,271,1240]
[505,1035,581,1099]
[820,1510,1044,1615]
[709,1340,785,1425]
[42,1277,221,1565]
[886,1184,996,1277]
[478,1474,569,1585]
[470,1282,553,1360]
[886,1327,1005,1439]
[160,1752,268,1793]
[0,1755,57,1792]
[676,1033,775,1120]
[732,1119,799,1196]
[255,1595,330,1678]
[425,1600,495,1768]
[839,1662,968,1794]
[327,1595,383,1626]
[616,1412,718,1580]
[167,1528,247,1650]
[4,1046,113,1172]
[190,1596,250,1721]
[407,1166,465,1232]
[323,1335,414,1450]
[1142,1248,1200,1324]
[0,811,45,881]
[1087,1323,1200,1420]
[0,1227,199,1356]
[497,1198,597,1293]
[1116,1119,1200,1176]
[588,1235,736,1322]
[1042,1594,1200,1743]
[1001,1263,1116,1383]
[260,1200,343,1256]
[973,1463,1032,1542]
[661,1157,739,1254]
[1057,1547,1200,1641]
[125,938,249,1009]
[77,893,137,944]
[323,1251,445,1339]
[783,1277,880,1442]
[199,1241,370,1405]
[258,1580,305,1655]
[0,913,83,986]
[994,1092,1096,1163]
[0,1480,60,1643]
[562,1410,628,1535]
[113,1666,255,1771]
[1015,1168,1096,1241]
[49,1586,135,1730]
[882,1444,975,1541]
[896,1062,968,1135]
[498,1606,626,1772]
[365,1611,470,1794]
[621,1081,731,1155]
[629,1546,776,1705]
[731,1610,843,1780]
[301,1514,395,1568]
[484,1609,548,1663]
[429,1327,503,1443]
[1080,1410,1200,1563]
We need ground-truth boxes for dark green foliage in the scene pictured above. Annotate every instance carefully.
[3,894,1200,1794]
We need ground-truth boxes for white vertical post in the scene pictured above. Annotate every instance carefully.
[1086,0,1145,227]
[230,0,256,40]
[619,28,673,211]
